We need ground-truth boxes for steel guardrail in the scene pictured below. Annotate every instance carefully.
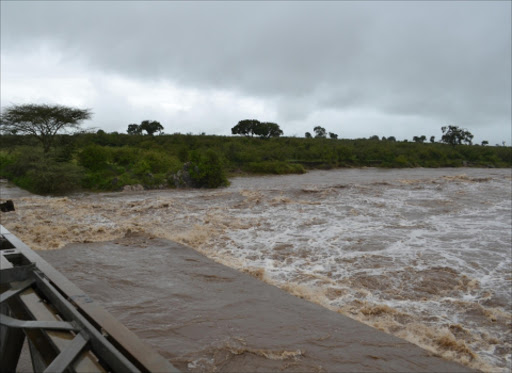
[0,225,179,373]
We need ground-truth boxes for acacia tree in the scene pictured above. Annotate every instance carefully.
[313,126,326,138]
[127,123,142,135]
[1,104,92,153]
[253,122,283,139]
[232,119,283,138]
[441,125,474,146]
[232,119,260,136]
[127,120,164,135]
[139,120,164,136]
[413,135,426,143]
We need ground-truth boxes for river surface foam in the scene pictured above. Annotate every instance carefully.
[1,168,511,372]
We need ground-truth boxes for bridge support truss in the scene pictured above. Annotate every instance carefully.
[0,225,179,373]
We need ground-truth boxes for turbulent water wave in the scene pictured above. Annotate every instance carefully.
[181,336,305,372]
[1,168,511,372]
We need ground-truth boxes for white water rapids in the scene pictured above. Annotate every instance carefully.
[1,168,510,372]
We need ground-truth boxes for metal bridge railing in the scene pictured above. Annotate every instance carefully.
[0,225,179,373]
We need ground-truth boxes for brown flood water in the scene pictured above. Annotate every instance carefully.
[40,234,473,372]
[1,168,511,372]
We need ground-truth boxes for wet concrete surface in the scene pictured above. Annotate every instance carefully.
[40,234,476,372]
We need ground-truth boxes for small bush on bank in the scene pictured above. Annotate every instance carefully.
[1,146,83,194]
[244,161,306,174]
[189,150,229,188]
[2,147,45,178]
[20,161,84,195]
[110,147,139,167]
[0,151,15,177]
[142,151,182,175]
[78,144,111,171]
[78,146,183,191]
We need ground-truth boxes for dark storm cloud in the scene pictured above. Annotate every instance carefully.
[1,1,511,141]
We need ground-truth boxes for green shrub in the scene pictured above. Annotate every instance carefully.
[244,161,306,174]
[0,151,14,177]
[78,144,110,170]
[177,146,189,162]
[2,147,45,178]
[132,159,151,176]
[1,146,83,194]
[111,147,139,167]
[394,155,410,167]
[82,167,120,190]
[141,150,182,174]
[2,133,511,193]
[189,150,229,188]
[21,161,84,195]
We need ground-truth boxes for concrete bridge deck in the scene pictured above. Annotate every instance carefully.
[0,226,178,373]
[40,234,477,372]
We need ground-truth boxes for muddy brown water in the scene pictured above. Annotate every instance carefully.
[1,168,511,372]
[40,235,472,372]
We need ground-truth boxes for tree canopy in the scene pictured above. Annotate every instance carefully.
[126,120,164,136]
[127,123,142,135]
[441,125,474,146]
[231,119,260,137]
[0,104,92,153]
[313,126,326,138]
[413,135,427,143]
[231,119,283,138]
[253,122,283,139]
[140,120,164,136]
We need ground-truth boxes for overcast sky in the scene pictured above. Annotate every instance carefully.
[1,1,511,144]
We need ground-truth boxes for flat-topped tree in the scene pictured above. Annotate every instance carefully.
[127,123,142,135]
[1,104,92,153]
[126,120,163,136]
[314,126,326,138]
[232,119,283,138]
[253,122,283,139]
[232,119,260,137]
[441,125,474,146]
[139,120,164,136]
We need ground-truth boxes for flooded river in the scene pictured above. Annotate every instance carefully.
[1,168,511,372]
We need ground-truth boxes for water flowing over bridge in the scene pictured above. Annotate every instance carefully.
[1,221,478,373]
[0,225,179,373]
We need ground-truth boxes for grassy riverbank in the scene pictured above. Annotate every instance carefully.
[1,132,510,194]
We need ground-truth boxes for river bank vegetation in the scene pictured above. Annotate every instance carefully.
[0,103,510,195]
[1,131,511,195]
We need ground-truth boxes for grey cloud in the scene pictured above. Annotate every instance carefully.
[1,1,510,142]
